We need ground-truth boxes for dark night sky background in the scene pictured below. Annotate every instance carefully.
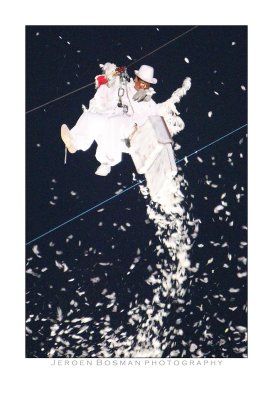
[26,25,247,358]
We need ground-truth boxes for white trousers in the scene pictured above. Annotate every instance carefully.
[69,111,132,166]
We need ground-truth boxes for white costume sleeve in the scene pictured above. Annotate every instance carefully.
[89,83,117,114]
[156,77,191,136]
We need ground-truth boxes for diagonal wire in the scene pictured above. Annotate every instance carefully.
[26,82,97,114]
[26,181,142,245]
[26,26,199,114]
[26,123,247,246]
[126,25,199,68]
[176,123,247,163]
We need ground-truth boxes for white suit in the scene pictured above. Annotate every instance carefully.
[69,78,159,167]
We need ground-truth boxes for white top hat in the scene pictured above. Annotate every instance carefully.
[134,65,157,84]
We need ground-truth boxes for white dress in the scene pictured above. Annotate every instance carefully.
[69,78,159,166]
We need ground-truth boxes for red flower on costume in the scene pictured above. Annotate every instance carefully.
[95,75,108,88]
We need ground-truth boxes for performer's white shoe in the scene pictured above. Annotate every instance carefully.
[61,124,77,154]
[95,164,111,176]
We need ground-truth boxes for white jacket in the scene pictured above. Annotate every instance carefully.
[89,77,158,128]
[69,76,159,167]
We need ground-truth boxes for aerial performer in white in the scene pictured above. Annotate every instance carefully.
[61,62,191,177]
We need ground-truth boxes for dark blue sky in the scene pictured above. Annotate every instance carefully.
[26,25,247,240]
[26,25,247,358]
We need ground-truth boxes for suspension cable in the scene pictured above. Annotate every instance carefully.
[26,123,247,246]
[26,26,199,114]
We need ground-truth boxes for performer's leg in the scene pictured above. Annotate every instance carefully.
[61,124,77,153]
[69,111,99,151]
